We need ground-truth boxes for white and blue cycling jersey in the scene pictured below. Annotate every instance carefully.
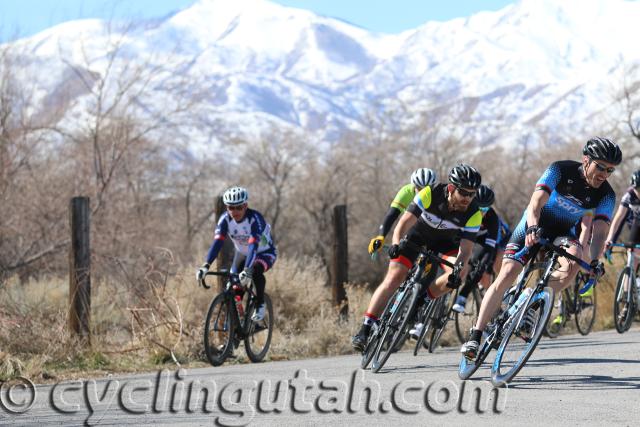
[205,208,276,271]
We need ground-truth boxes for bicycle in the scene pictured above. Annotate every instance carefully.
[545,270,597,337]
[361,245,457,373]
[608,242,640,333]
[458,235,598,387]
[200,270,273,366]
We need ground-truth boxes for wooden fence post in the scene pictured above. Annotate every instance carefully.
[332,205,349,318]
[69,196,91,344]
[215,196,234,291]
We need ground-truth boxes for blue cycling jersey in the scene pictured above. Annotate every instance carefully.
[533,160,615,231]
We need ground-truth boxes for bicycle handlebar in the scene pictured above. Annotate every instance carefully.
[200,270,234,289]
[513,236,597,295]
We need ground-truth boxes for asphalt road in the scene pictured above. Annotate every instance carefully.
[4,327,640,426]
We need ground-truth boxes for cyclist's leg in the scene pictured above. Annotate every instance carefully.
[461,219,529,353]
[544,236,582,294]
[253,251,277,306]
[352,229,422,349]
[458,244,485,300]
[423,240,459,299]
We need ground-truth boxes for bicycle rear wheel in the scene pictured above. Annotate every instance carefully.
[458,337,492,380]
[204,293,236,366]
[614,267,635,333]
[573,273,596,336]
[491,286,554,387]
[244,294,274,363]
[454,288,480,344]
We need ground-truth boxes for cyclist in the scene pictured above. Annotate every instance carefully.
[605,170,640,252]
[368,168,438,255]
[452,185,499,313]
[196,186,277,321]
[460,137,620,359]
[352,164,483,351]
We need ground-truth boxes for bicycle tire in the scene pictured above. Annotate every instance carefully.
[360,287,401,369]
[458,337,492,380]
[244,294,274,363]
[614,266,635,333]
[413,298,438,356]
[428,293,454,353]
[491,286,554,387]
[371,282,419,373]
[203,293,236,366]
[573,274,596,336]
[454,288,480,344]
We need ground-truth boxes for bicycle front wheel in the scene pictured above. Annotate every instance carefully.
[491,286,554,387]
[371,283,418,373]
[614,267,635,334]
[244,294,274,363]
[204,293,236,366]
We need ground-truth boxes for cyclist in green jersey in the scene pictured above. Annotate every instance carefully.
[368,168,438,255]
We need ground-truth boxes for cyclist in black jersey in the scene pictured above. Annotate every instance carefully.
[352,164,483,352]
[461,137,621,359]
[606,170,640,250]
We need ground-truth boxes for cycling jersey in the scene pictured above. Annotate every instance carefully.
[476,207,499,249]
[612,187,640,243]
[505,160,616,264]
[393,183,482,268]
[205,208,276,270]
[407,183,483,241]
[390,184,416,213]
[378,184,417,237]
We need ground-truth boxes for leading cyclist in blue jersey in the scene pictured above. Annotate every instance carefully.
[461,137,621,358]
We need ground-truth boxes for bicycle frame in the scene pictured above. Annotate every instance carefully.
[202,271,257,338]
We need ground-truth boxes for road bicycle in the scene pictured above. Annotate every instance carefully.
[544,270,597,337]
[458,235,597,387]
[608,242,640,333]
[200,270,273,366]
[361,245,458,373]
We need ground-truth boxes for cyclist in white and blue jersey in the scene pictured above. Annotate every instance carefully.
[461,137,620,358]
[196,186,277,321]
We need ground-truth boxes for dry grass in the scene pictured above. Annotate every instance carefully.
[0,253,630,382]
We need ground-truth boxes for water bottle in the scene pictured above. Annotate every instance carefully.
[506,288,532,317]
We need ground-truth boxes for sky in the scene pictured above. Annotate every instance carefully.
[0,0,517,39]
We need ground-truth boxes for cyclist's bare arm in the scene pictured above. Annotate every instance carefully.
[590,219,610,261]
[392,211,418,245]
[525,189,550,246]
[606,204,628,244]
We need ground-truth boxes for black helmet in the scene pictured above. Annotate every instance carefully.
[448,164,482,189]
[631,170,640,187]
[582,137,622,165]
[476,185,495,207]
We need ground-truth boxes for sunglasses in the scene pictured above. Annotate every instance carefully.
[591,160,615,174]
[227,205,246,211]
[456,187,476,198]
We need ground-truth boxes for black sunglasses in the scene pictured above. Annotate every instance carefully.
[456,187,476,198]
[591,160,615,174]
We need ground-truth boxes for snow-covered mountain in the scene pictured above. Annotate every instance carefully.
[5,0,640,149]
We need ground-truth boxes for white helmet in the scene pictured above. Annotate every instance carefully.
[411,168,437,189]
[222,186,248,206]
